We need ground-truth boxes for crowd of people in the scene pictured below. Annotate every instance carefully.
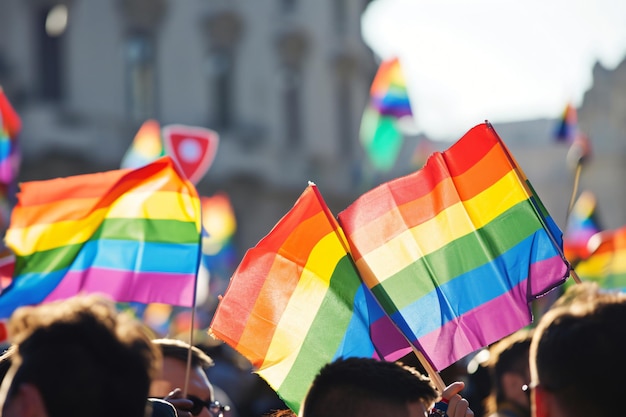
[0,281,622,417]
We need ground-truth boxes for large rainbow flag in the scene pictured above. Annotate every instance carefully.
[209,184,411,414]
[0,157,202,318]
[338,122,570,370]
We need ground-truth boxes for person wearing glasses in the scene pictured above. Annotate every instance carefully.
[484,329,532,417]
[529,282,626,417]
[150,338,233,417]
[301,356,474,417]
[0,295,159,417]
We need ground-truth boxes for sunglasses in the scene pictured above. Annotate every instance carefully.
[429,401,448,417]
[187,395,230,417]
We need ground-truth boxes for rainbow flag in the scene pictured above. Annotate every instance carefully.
[370,57,413,118]
[359,105,404,172]
[360,57,413,172]
[554,103,578,143]
[575,227,626,290]
[200,193,238,295]
[0,157,202,318]
[209,184,412,414]
[121,119,165,169]
[0,87,21,190]
[338,123,570,370]
[563,191,602,263]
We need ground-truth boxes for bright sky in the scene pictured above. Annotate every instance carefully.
[362,0,626,141]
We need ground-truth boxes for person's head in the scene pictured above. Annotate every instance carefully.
[484,330,532,416]
[301,357,440,417]
[265,410,296,417]
[150,338,223,417]
[0,295,160,417]
[530,282,626,417]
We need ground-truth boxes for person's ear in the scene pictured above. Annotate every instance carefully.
[532,385,550,417]
[4,384,48,417]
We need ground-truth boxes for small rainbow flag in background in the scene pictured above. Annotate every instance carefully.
[0,87,22,191]
[0,157,202,318]
[339,123,570,371]
[554,102,578,143]
[370,57,413,118]
[120,119,165,169]
[575,227,626,290]
[210,184,411,414]
[359,57,413,172]
[563,191,602,263]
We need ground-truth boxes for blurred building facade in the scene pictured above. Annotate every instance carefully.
[0,0,377,249]
[0,0,625,254]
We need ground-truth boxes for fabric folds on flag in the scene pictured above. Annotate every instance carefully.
[338,123,570,371]
[209,184,411,414]
[0,157,202,318]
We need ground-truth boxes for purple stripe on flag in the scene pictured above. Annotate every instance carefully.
[417,280,530,370]
[370,314,413,361]
[416,256,565,370]
[43,268,195,306]
[529,255,569,297]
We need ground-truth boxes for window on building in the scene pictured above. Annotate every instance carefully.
[208,49,234,129]
[280,0,297,14]
[337,79,352,155]
[36,4,68,101]
[333,0,347,35]
[282,68,302,147]
[124,32,157,121]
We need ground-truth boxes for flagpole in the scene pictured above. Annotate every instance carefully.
[183,202,204,397]
[411,346,446,393]
[564,160,583,228]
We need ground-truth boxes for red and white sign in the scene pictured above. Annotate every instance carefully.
[162,124,219,184]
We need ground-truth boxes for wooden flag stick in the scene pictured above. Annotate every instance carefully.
[183,228,204,397]
[564,161,583,228]
[411,346,446,393]
[569,266,582,284]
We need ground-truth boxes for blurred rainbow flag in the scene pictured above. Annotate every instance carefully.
[0,88,22,229]
[201,192,237,255]
[360,57,413,172]
[575,227,626,290]
[200,193,238,295]
[370,57,413,118]
[121,119,165,169]
[554,103,578,143]
[563,191,602,263]
[0,157,202,318]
